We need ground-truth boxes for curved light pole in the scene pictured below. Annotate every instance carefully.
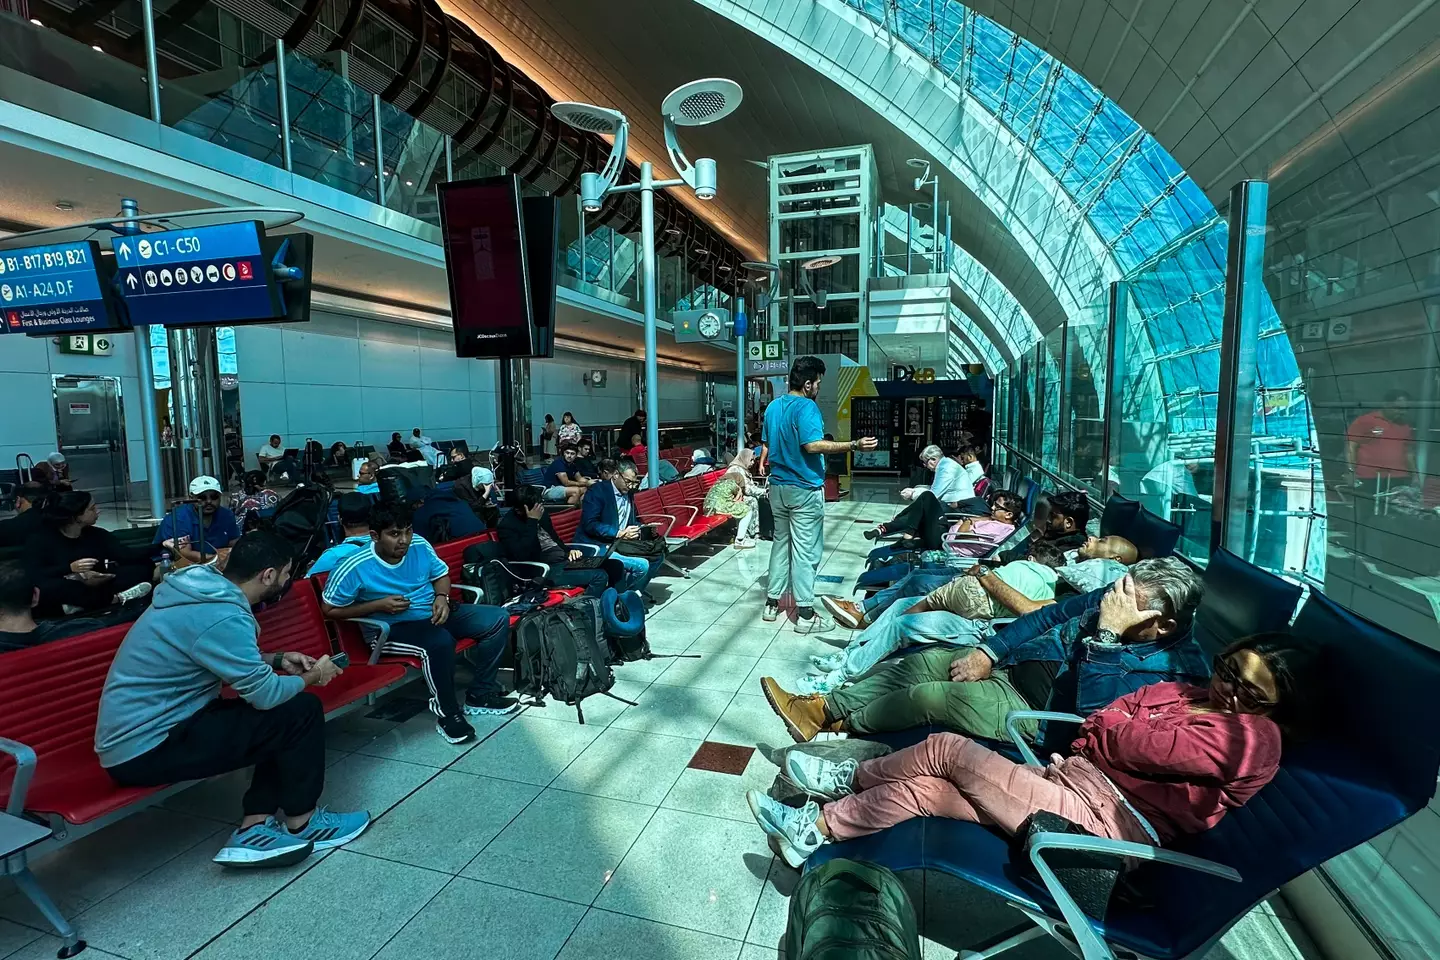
[553,79,742,486]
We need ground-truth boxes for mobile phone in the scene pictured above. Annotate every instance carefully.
[96,559,117,573]
[328,652,350,669]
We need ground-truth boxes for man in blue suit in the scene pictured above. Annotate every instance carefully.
[573,460,659,591]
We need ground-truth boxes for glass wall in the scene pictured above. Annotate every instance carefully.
[1259,41,1440,959]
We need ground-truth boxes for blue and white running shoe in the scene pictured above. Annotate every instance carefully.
[290,807,372,851]
[212,821,313,868]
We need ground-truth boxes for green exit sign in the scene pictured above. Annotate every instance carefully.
[57,334,115,356]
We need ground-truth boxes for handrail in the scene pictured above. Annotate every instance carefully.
[991,438,1099,511]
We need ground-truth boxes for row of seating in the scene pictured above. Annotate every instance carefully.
[0,527,582,830]
[819,488,1440,960]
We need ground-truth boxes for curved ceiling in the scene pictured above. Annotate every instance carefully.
[439,0,1072,340]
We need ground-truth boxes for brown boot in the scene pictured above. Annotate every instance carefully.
[819,596,868,628]
[759,677,828,743]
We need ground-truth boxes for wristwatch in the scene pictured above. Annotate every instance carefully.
[1095,627,1121,646]
[271,651,285,672]
[849,439,859,450]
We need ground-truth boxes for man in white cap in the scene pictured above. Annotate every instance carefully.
[154,476,242,566]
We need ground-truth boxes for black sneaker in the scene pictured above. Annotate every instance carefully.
[434,713,476,744]
[464,694,521,717]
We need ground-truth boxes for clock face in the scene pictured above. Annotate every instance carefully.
[697,311,723,338]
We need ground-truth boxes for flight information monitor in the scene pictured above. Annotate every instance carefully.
[0,240,123,335]
[112,221,278,326]
[438,175,536,358]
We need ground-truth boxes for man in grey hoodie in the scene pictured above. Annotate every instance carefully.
[96,531,370,868]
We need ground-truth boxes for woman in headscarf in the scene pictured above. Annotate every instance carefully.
[32,453,72,490]
[701,449,765,548]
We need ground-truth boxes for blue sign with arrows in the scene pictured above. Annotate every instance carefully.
[0,240,122,335]
[113,221,277,327]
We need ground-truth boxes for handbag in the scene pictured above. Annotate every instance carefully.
[1010,811,1122,920]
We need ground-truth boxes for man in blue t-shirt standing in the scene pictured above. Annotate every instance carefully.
[320,501,515,745]
[762,356,877,632]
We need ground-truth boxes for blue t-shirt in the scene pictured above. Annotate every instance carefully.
[307,536,371,576]
[763,394,826,489]
[542,456,571,487]
[321,535,448,622]
[154,504,241,556]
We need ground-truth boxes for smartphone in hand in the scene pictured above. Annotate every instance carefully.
[328,652,350,670]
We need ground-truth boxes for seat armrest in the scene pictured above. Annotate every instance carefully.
[1004,710,1085,766]
[1024,830,1242,960]
[663,503,700,525]
[569,543,604,556]
[638,513,678,538]
[452,584,483,603]
[503,560,550,579]
[349,618,392,665]
[0,738,36,817]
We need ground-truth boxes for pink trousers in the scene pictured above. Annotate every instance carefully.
[822,733,1152,844]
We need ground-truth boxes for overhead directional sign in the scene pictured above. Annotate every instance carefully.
[0,240,123,335]
[113,221,277,327]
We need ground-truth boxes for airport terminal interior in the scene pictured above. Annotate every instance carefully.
[0,0,1438,958]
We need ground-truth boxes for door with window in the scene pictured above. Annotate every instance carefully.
[53,376,127,505]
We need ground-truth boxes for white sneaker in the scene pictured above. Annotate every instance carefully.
[784,752,857,801]
[733,539,756,550]
[793,670,844,696]
[746,791,826,868]
[809,650,846,673]
[793,610,835,634]
[115,582,152,605]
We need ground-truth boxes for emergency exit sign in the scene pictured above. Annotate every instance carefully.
[58,333,115,356]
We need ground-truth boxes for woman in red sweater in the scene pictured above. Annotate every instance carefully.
[748,634,1314,867]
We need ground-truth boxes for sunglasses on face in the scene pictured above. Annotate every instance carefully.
[197,492,222,502]
[1212,654,1276,708]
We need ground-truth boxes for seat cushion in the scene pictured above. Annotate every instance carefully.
[3,744,164,825]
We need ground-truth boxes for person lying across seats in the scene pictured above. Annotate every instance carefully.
[796,541,1070,695]
[321,501,517,745]
[824,532,1138,637]
[996,490,1091,563]
[701,449,766,549]
[156,476,242,567]
[308,493,374,576]
[804,536,1142,694]
[542,441,593,505]
[27,489,157,618]
[96,531,370,868]
[748,633,1315,868]
[861,446,987,550]
[0,561,125,652]
[499,485,627,597]
[761,558,1206,744]
[684,448,720,479]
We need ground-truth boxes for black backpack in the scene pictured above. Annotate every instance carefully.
[600,587,651,663]
[261,482,333,574]
[783,859,921,960]
[461,541,548,606]
[512,597,635,722]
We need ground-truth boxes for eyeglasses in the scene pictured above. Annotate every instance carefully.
[1211,654,1276,708]
[197,492,222,502]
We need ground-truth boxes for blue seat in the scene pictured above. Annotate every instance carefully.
[1098,494,1141,539]
[1192,548,1303,655]
[813,586,1440,960]
[1128,507,1181,559]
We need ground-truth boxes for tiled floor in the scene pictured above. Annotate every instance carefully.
[0,498,1319,960]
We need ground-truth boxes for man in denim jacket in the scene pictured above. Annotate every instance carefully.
[761,558,1208,745]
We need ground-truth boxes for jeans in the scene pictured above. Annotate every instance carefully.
[611,553,658,591]
[265,456,303,483]
[837,607,992,679]
[822,734,1152,845]
[861,570,957,616]
[108,694,325,818]
[767,484,825,608]
[378,603,510,719]
[825,647,1031,740]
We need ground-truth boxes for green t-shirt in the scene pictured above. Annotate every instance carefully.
[994,559,1060,601]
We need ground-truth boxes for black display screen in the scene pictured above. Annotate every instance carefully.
[438,176,534,358]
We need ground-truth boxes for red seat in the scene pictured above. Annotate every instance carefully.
[552,511,581,543]
[0,625,163,824]
[253,580,407,710]
[310,575,477,672]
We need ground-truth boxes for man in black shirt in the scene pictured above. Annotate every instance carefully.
[0,482,48,549]
[572,439,600,480]
[0,561,123,653]
[996,490,1090,563]
[496,486,624,596]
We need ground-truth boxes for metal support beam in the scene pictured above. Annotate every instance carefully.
[1210,180,1268,557]
[372,93,386,205]
[118,199,166,519]
[469,64,514,158]
[276,38,293,172]
[409,1,453,117]
[328,0,368,52]
[381,0,428,101]
[640,162,661,488]
[453,44,497,146]
[1101,280,1128,500]
[140,0,161,122]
